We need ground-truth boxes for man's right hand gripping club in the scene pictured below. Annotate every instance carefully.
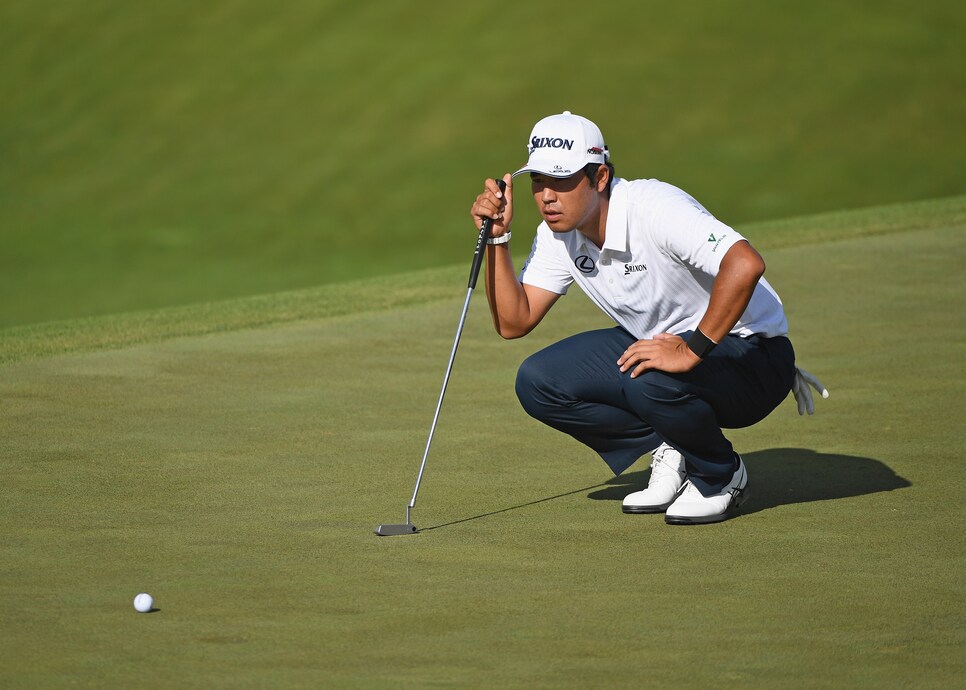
[471,174,514,241]
[470,174,560,340]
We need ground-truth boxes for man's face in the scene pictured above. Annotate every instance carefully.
[530,171,602,233]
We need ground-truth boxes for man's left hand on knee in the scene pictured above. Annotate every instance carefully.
[617,333,701,378]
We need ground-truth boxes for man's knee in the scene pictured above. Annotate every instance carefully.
[515,354,556,419]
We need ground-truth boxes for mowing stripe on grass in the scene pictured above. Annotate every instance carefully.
[2,195,963,366]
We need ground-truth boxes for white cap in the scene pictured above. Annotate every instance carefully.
[512,111,609,178]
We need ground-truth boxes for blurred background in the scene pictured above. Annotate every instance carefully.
[2,0,963,327]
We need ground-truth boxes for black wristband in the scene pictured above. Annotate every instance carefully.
[687,328,718,359]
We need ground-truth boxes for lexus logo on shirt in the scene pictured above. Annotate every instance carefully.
[575,255,596,274]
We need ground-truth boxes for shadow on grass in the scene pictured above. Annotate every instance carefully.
[588,447,911,514]
[421,483,608,532]
[420,449,908,531]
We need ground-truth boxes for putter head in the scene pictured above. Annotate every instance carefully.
[375,523,418,536]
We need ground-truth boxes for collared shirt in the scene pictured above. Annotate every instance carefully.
[518,178,789,339]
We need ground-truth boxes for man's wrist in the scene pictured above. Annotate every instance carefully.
[487,231,511,245]
[686,328,718,359]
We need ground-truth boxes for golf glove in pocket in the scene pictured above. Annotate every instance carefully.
[792,366,829,415]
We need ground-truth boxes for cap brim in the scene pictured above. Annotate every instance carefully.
[511,165,583,178]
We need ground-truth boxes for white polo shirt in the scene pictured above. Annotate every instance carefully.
[519,178,789,339]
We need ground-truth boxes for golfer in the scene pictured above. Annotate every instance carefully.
[471,111,823,524]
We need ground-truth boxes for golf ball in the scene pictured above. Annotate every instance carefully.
[133,592,154,613]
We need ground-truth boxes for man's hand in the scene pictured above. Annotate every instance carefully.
[470,174,513,239]
[792,367,829,415]
[618,333,701,378]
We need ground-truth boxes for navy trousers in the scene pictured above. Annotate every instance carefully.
[515,327,796,494]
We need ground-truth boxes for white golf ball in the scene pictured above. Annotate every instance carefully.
[133,592,154,613]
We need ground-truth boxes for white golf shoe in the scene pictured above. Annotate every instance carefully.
[622,444,686,514]
[665,455,749,525]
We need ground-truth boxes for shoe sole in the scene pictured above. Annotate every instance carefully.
[664,486,750,525]
[622,484,687,514]
[622,502,672,514]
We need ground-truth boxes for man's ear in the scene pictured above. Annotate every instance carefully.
[595,165,610,192]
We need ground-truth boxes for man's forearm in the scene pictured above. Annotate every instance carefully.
[484,244,533,339]
[696,241,765,342]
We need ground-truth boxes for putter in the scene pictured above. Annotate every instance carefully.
[375,179,506,537]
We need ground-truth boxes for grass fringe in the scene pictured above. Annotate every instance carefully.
[2,194,963,365]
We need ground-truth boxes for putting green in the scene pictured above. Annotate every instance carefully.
[1,211,964,687]
[3,1,963,327]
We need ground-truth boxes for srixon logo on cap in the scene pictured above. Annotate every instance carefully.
[529,137,574,154]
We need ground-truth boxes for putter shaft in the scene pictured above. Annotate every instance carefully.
[407,285,474,513]
[375,179,505,536]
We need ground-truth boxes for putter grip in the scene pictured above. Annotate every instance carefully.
[468,178,507,289]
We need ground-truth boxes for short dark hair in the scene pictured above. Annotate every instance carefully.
[583,162,615,198]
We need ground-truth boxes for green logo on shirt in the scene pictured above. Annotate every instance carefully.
[708,233,727,252]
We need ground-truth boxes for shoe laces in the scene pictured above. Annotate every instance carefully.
[677,480,703,498]
[650,445,684,479]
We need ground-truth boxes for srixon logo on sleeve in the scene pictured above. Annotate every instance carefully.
[529,137,574,154]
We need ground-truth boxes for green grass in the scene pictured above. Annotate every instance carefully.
[3,193,963,366]
[2,0,964,326]
[1,198,964,688]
